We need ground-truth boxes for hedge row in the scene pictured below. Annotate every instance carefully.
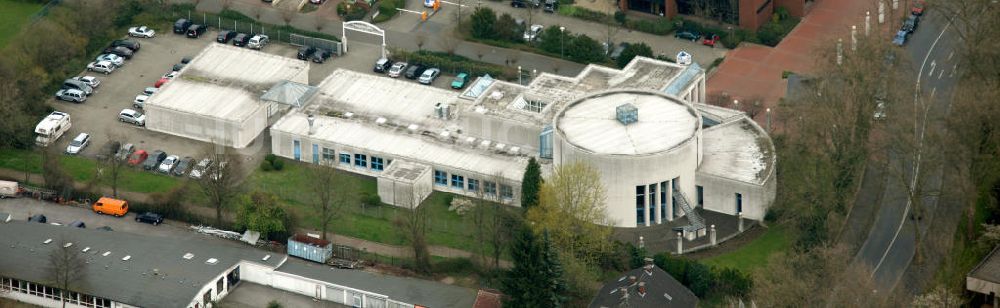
[389,49,516,80]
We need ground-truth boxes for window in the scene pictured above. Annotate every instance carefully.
[636,185,646,225]
[736,193,743,213]
[451,174,465,189]
[371,156,384,171]
[354,154,367,168]
[96,297,111,308]
[339,153,351,165]
[649,184,657,222]
[500,185,513,199]
[293,140,301,161]
[322,148,336,161]
[697,185,704,206]
[484,181,497,195]
[525,100,547,113]
[660,182,668,220]
[434,170,448,185]
[467,178,480,192]
[217,277,225,294]
[312,144,319,164]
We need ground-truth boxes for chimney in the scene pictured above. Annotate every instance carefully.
[307,114,316,135]
[638,282,647,297]
[628,276,637,285]
[644,257,654,275]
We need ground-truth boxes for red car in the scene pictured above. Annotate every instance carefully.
[911,0,925,15]
[128,150,148,166]
[702,34,721,47]
[154,77,170,88]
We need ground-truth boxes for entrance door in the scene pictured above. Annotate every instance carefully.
[293,140,301,161]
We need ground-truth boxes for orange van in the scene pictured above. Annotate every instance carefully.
[92,197,129,217]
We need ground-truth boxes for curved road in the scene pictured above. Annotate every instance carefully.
[851,9,961,292]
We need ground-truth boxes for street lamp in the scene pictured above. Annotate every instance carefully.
[733,99,739,110]
[559,26,566,59]
[517,66,522,85]
[766,108,772,131]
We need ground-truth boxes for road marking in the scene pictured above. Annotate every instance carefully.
[871,19,952,276]
[951,64,957,77]
[441,1,468,6]
[930,87,937,98]
[947,51,954,61]
[928,60,936,77]
[938,70,944,79]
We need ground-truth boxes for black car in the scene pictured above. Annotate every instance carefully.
[674,30,701,41]
[902,14,919,34]
[103,46,134,59]
[217,30,237,43]
[69,220,86,228]
[311,48,332,63]
[543,0,557,13]
[135,212,164,225]
[404,64,426,79]
[112,39,141,52]
[373,58,393,73]
[28,214,46,223]
[172,157,194,176]
[297,45,316,60]
[233,33,251,47]
[511,0,526,7]
[173,18,193,34]
[142,150,167,171]
[186,24,206,38]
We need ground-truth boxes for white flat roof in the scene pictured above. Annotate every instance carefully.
[273,112,526,182]
[306,69,461,126]
[698,119,772,184]
[556,91,699,155]
[148,44,308,120]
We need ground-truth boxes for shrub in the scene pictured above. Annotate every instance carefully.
[271,159,284,171]
[470,7,498,40]
[616,42,653,68]
[557,6,610,23]
[390,49,515,80]
[373,0,405,23]
[259,161,274,172]
[653,253,753,299]
[337,2,368,22]
[264,154,277,164]
[614,11,626,25]
[626,18,674,35]
[267,300,282,308]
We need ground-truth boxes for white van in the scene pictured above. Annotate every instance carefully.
[34,111,72,147]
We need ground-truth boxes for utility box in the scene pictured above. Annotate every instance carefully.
[287,234,333,264]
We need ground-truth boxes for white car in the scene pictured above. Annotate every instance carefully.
[133,95,149,109]
[72,76,101,88]
[128,26,155,38]
[387,62,407,78]
[418,68,440,85]
[143,87,158,96]
[86,61,116,74]
[65,133,91,155]
[118,108,146,127]
[189,158,212,179]
[247,34,270,50]
[874,102,886,120]
[95,54,124,68]
[158,155,179,173]
[523,24,544,41]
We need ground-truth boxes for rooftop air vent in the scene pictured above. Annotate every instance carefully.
[344,112,354,119]
[407,124,419,133]
[375,117,387,125]
[206,258,218,265]
[616,103,638,125]
[183,253,194,260]
[102,251,111,257]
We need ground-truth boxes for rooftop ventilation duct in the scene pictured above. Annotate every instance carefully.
[616,103,638,125]
[407,124,419,133]
[307,114,316,135]
[375,117,388,125]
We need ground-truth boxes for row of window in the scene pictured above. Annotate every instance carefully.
[433,170,514,199]
[317,146,388,172]
[0,276,112,307]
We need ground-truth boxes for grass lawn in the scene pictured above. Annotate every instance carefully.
[0,148,182,194]
[247,159,512,254]
[0,0,43,48]
[702,226,792,272]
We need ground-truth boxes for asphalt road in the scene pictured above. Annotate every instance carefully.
[851,8,961,293]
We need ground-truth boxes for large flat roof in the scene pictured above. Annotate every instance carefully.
[698,118,773,184]
[272,112,527,182]
[278,260,477,307]
[0,222,282,308]
[147,44,308,120]
[305,69,461,127]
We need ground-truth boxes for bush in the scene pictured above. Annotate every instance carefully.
[626,18,674,35]
[614,11,626,25]
[373,0,405,23]
[557,6,610,23]
[653,253,753,299]
[259,155,285,171]
[271,159,284,171]
[470,7,498,40]
[267,300,282,308]
[337,2,369,22]
[259,161,274,172]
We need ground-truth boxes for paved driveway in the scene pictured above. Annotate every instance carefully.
[0,198,205,241]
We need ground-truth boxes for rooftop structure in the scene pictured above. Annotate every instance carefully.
[968,246,1000,306]
[699,118,772,184]
[590,260,698,308]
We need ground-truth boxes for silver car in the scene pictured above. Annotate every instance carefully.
[118,108,146,126]
[65,133,91,155]
[158,155,179,173]
[55,89,87,103]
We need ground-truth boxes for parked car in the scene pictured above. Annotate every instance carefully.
[511,0,526,7]
[387,62,408,78]
[96,54,124,67]
[418,68,441,85]
[62,79,94,96]
[158,155,179,173]
[135,212,164,225]
[892,30,908,46]
[523,24,543,42]
[173,18,193,34]
[233,33,251,47]
[404,64,426,79]
[55,89,87,103]
[128,26,155,38]
[543,0,557,13]
[154,77,170,88]
[189,158,212,179]
[133,95,149,109]
[608,42,629,60]
[310,48,332,63]
[96,140,121,161]
[217,30,237,43]
[310,0,326,3]
[28,214,47,223]
[115,143,135,161]
[902,14,919,34]
[173,157,194,176]
[87,61,116,74]
[163,71,178,79]
[373,58,393,73]
[103,46,134,59]
[112,39,141,52]
[247,34,270,49]
[72,76,101,89]
[297,45,317,60]
[674,30,701,41]
[92,197,129,217]
[911,0,925,15]
[874,102,887,120]
[451,73,470,89]
[702,34,721,47]
[118,109,146,127]
[142,150,167,171]
[65,133,91,155]
[187,25,207,38]
[143,87,158,96]
[69,220,86,228]
[128,150,148,166]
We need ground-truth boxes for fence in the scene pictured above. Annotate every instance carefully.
[290,34,343,56]
[177,10,341,54]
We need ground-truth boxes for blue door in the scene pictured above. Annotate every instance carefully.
[312,144,319,164]
[293,140,301,161]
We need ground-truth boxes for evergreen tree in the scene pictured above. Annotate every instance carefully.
[520,157,543,209]
[469,7,497,40]
[502,225,542,307]
[616,42,654,68]
[539,230,569,307]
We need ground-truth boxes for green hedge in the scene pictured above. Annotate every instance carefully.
[653,253,753,299]
[389,50,516,80]
[373,0,405,23]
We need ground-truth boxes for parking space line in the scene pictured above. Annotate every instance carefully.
[928,60,936,77]
[947,51,954,61]
[950,64,957,78]
[938,70,944,79]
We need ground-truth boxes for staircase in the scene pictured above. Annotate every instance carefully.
[673,188,705,236]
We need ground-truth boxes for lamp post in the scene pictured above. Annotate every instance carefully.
[733,99,739,111]
[559,26,566,59]
[766,108,772,131]
[517,66,522,85]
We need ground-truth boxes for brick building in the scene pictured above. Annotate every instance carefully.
[619,0,809,30]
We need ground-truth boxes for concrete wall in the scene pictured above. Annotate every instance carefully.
[695,172,774,220]
[240,260,398,307]
[146,103,269,149]
[460,112,542,154]
[186,263,240,308]
[775,0,806,17]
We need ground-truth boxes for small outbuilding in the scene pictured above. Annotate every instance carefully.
[590,259,698,308]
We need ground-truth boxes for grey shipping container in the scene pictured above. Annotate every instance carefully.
[288,234,333,264]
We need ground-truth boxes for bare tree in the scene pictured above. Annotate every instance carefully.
[48,239,86,308]
[307,160,355,241]
[312,14,327,32]
[197,146,243,226]
[281,8,295,27]
[471,172,514,269]
[396,186,432,274]
[99,133,127,198]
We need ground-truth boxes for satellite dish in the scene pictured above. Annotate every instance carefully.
[676,51,693,65]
